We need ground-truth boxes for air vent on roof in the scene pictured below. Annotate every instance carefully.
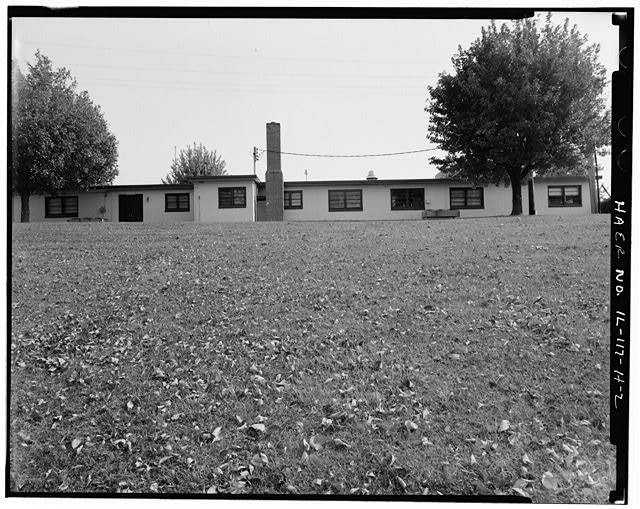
[366,170,378,180]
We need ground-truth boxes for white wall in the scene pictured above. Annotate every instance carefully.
[283,182,534,221]
[193,180,257,223]
[426,182,532,218]
[11,192,110,223]
[12,177,591,223]
[12,189,194,223]
[283,185,425,221]
[112,189,194,223]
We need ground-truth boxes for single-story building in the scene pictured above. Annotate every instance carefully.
[12,122,594,223]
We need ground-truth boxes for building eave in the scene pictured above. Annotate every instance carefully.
[189,174,262,184]
[88,183,194,192]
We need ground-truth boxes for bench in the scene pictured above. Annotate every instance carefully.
[66,217,109,222]
[422,209,460,219]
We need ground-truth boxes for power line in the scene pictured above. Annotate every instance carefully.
[260,148,439,158]
[45,61,430,81]
[18,39,427,66]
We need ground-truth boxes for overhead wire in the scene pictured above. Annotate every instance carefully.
[259,148,439,158]
[17,39,428,65]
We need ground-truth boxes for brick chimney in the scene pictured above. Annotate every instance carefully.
[265,122,284,221]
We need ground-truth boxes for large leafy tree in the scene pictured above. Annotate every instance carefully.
[427,15,609,215]
[12,52,119,222]
[163,143,226,184]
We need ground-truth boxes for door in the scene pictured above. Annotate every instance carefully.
[119,194,144,222]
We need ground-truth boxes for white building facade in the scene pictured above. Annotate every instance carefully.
[12,123,593,223]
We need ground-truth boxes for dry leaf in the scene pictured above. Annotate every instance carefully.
[251,452,269,466]
[512,487,529,498]
[404,420,418,432]
[309,435,323,451]
[333,438,351,448]
[542,471,559,490]
[498,419,510,432]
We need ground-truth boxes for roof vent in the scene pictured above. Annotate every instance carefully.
[366,170,378,180]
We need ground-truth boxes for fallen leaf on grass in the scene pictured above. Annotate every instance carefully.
[498,420,510,432]
[542,471,559,490]
[512,487,530,498]
[249,423,266,433]
[513,478,533,490]
[251,453,269,467]
[71,438,83,449]
[309,435,323,451]
[321,417,333,428]
[404,420,418,432]
[333,438,351,448]
[522,452,532,465]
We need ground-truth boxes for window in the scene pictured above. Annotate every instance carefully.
[165,193,190,212]
[449,187,484,209]
[284,190,303,209]
[45,196,78,218]
[548,185,582,207]
[328,189,363,211]
[391,188,425,210]
[218,187,246,208]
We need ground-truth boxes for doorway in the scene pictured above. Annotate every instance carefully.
[118,194,144,222]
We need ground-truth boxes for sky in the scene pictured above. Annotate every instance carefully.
[11,9,619,189]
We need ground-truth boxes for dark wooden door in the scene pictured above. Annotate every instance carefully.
[119,194,144,222]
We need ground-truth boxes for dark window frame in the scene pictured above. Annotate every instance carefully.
[547,185,582,207]
[284,190,303,209]
[218,187,247,209]
[328,189,363,212]
[45,196,79,218]
[390,188,425,210]
[165,192,190,212]
[449,187,484,210]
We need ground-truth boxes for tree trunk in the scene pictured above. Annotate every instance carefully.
[509,172,523,216]
[20,191,30,223]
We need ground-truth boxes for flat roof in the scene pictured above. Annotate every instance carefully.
[190,174,261,183]
[283,175,589,187]
[60,174,588,194]
[284,178,446,187]
[89,183,193,191]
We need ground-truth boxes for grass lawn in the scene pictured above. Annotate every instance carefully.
[9,215,614,502]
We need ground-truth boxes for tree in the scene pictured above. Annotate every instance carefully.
[163,143,226,184]
[426,15,609,215]
[12,51,118,222]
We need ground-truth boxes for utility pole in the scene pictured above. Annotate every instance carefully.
[594,151,601,213]
[304,169,308,181]
[253,146,259,175]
